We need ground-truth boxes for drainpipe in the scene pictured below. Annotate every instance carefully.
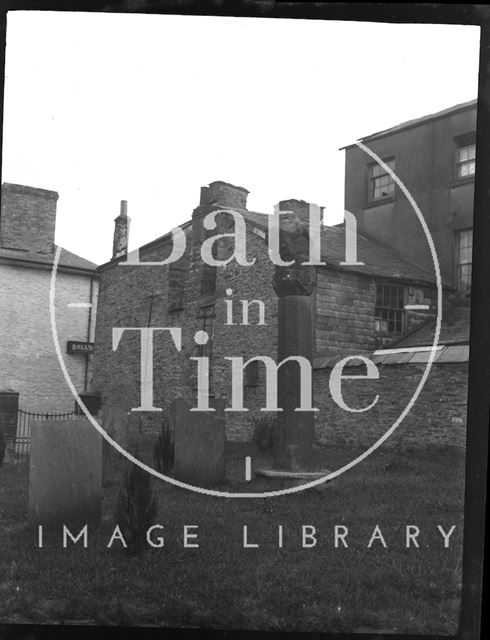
[84,274,96,391]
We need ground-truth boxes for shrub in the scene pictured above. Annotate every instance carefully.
[252,415,278,452]
[0,428,5,467]
[114,454,158,555]
[153,417,174,474]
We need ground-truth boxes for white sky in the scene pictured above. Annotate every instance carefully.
[1,12,481,265]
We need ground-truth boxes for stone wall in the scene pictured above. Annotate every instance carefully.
[313,361,468,448]
[315,268,437,354]
[315,269,376,354]
[92,241,181,449]
[93,211,442,446]
[211,225,277,441]
[92,217,278,444]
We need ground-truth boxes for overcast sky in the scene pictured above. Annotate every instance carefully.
[1,12,481,265]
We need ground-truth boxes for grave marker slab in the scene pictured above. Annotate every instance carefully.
[28,418,102,527]
[173,397,225,487]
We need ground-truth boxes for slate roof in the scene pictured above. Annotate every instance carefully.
[0,246,97,272]
[244,211,437,285]
[341,99,477,150]
[99,207,438,286]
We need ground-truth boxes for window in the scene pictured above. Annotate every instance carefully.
[245,361,260,387]
[369,158,395,201]
[455,132,476,180]
[200,243,218,295]
[375,283,405,335]
[456,143,476,179]
[456,229,472,293]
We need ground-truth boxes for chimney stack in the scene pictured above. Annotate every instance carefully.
[277,199,324,224]
[112,200,129,259]
[199,181,249,210]
[0,183,58,254]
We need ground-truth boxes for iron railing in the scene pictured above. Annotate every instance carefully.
[12,409,77,461]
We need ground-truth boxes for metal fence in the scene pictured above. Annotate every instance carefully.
[13,409,77,461]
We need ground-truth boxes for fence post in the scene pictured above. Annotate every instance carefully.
[0,391,19,465]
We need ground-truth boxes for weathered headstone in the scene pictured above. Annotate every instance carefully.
[28,418,102,527]
[173,397,225,487]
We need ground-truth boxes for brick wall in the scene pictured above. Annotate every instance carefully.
[0,263,95,412]
[1,183,58,254]
[313,362,468,448]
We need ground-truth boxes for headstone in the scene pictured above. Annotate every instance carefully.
[173,397,225,487]
[28,418,102,527]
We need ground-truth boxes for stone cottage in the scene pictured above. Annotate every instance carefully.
[92,180,447,451]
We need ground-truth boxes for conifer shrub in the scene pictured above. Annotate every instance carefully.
[153,416,174,474]
[114,454,158,555]
[252,415,278,453]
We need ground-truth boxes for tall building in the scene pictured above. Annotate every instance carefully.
[342,99,476,293]
[0,183,98,420]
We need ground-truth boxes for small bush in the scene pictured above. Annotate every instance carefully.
[114,455,158,555]
[0,428,6,467]
[153,417,174,474]
[252,415,278,453]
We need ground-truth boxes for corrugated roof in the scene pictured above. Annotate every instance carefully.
[313,344,468,368]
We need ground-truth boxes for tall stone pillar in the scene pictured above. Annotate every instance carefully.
[272,217,316,471]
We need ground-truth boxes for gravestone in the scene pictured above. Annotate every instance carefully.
[173,397,225,487]
[28,418,102,527]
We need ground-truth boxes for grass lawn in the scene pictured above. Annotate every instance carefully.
[0,441,465,633]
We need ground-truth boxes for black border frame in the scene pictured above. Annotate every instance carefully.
[0,3,488,640]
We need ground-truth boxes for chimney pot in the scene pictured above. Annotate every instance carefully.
[112,200,129,260]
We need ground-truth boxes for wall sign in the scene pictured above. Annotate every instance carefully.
[67,341,94,354]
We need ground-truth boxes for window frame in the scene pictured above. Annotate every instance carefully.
[454,132,476,181]
[455,228,473,294]
[367,156,396,203]
[375,282,406,336]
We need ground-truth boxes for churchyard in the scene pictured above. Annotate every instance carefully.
[0,433,464,634]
